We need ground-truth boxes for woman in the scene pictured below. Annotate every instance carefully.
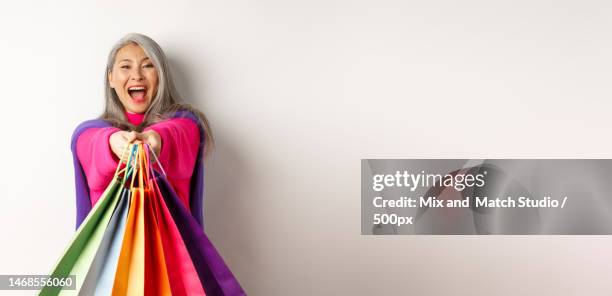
[69,33,245,295]
[73,33,211,228]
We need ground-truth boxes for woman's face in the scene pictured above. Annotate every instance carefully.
[108,44,159,114]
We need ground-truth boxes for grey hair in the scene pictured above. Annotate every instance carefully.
[101,33,213,154]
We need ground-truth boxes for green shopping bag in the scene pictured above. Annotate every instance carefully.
[40,146,136,296]
[39,178,122,295]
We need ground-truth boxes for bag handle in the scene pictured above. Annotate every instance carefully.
[121,144,138,185]
[129,144,141,191]
[112,143,133,181]
[146,143,167,177]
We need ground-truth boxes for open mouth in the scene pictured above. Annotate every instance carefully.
[127,86,147,102]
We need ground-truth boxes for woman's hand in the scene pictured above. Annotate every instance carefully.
[109,130,161,162]
[138,130,162,157]
[109,131,139,162]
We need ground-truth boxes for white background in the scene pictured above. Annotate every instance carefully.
[1,1,612,295]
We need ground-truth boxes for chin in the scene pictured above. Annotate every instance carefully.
[121,98,151,114]
[129,106,148,113]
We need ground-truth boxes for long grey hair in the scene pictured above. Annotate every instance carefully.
[101,33,213,154]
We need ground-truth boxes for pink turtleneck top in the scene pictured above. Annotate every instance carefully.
[75,112,200,208]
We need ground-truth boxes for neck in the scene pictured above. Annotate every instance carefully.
[125,111,145,126]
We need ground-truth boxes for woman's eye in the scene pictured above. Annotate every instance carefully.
[143,64,154,68]
[120,65,130,69]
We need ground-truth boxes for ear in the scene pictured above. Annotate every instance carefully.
[108,71,115,89]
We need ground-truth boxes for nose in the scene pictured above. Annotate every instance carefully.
[130,68,144,81]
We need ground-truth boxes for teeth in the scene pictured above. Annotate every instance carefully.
[128,86,146,91]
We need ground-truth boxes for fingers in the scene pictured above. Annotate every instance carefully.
[121,131,144,146]
[137,130,161,156]
[111,130,149,164]
[125,131,138,142]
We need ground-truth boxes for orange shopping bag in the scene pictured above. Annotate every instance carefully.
[112,145,148,295]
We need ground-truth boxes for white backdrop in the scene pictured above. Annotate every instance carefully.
[1,1,612,295]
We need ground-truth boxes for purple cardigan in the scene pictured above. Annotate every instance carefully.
[70,111,206,230]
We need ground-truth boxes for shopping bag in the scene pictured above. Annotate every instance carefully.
[79,188,130,295]
[43,142,245,295]
[139,145,172,296]
[154,174,245,295]
[112,145,148,295]
[40,175,123,296]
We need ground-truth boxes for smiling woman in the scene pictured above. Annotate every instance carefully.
[76,33,214,215]
[64,33,246,295]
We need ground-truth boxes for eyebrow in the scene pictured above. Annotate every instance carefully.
[117,57,151,63]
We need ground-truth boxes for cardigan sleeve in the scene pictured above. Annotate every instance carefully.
[76,127,121,194]
[144,118,201,181]
[75,118,200,210]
